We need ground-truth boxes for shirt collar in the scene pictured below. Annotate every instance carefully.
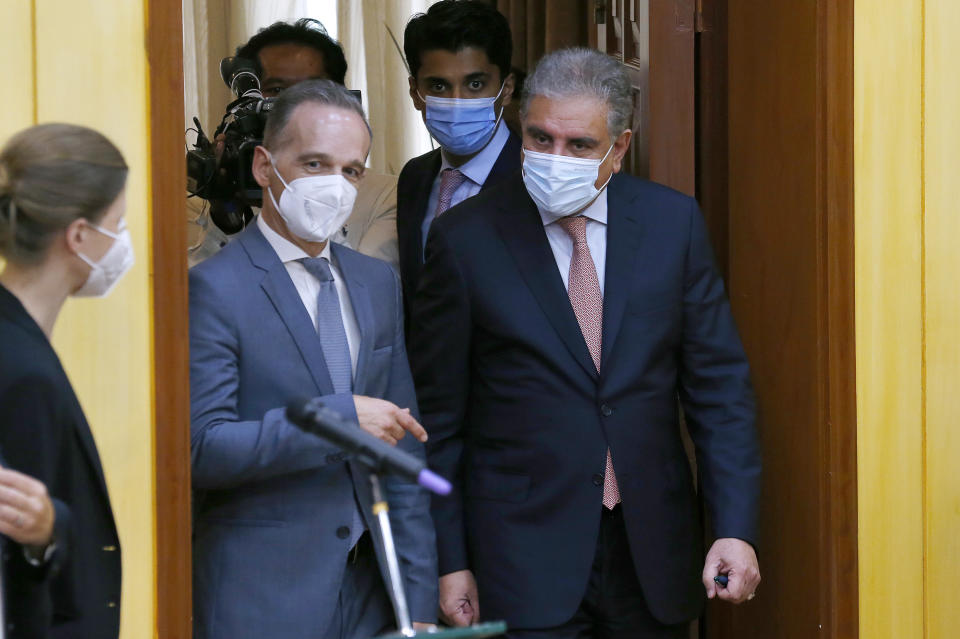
[439,120,511,187]
[539,188,609,228]
[257,213,331,264]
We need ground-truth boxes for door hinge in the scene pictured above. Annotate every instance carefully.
[695,0,706,32]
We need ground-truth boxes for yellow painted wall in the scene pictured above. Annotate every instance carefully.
[0,2,156,637]
[921,1,960,636]
[856,0,960,637]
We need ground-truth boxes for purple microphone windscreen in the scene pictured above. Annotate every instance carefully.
[418,469,452,496]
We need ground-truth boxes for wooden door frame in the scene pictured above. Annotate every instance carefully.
[147,1,192,637]
[701,0,857,637]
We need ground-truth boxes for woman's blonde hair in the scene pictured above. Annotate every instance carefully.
[0,123,127,265]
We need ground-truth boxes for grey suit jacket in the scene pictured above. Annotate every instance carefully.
[188,222,436,639]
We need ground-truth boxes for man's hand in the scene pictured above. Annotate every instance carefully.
[0,466,55,547]
[439,569,479,627]
[702,538,761,604]
[353,395,428,446]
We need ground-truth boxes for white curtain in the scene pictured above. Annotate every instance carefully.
[338,0,439,175]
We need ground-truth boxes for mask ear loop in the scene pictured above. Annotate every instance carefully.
[593,143,617,192]
[266,151,294,213]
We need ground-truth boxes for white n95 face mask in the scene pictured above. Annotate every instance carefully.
[73,222,135,298]
[267,156,358,243]
[522,145,614,220]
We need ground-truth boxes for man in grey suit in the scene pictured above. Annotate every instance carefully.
[189,80,438,639]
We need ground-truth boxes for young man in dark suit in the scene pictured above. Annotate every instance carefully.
[410,48,762,637]
[397,0,520,319]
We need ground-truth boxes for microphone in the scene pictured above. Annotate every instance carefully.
[286,398,452,496]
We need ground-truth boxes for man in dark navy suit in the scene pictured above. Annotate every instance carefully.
[397,0,521,322]
[410,48,763,638]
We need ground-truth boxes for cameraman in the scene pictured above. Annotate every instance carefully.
[189,19,399,268]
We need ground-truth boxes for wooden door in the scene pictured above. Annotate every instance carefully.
[590,1,859,638]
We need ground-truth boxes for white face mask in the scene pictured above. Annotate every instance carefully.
[521,145,614,220]
[266,155,358,243]
[73,221,135,298]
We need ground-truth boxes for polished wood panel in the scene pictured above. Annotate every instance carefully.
[649,0,695,194]
[705,1,857,637]
[147,0,192,636]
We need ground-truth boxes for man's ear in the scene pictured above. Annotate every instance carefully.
[501,72,517,107]
[252,146,273,189]
[408,76,425,112]
[610,129,633,174]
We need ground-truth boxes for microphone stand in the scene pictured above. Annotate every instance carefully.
[368,471,415,637]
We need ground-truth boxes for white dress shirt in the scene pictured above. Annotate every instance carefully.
[421,120,512,252]
[538,191,609,295]
[257,215,360,377]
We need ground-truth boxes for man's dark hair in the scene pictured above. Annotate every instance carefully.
[236,18,348,85]
[403,0,513,81]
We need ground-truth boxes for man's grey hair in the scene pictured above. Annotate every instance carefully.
[263,79,372,150]
[521,48,634,139]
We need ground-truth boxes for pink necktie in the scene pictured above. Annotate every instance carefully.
[557,216,621,509]
[435,168,468,217]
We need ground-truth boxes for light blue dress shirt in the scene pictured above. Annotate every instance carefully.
[421,121,512,253]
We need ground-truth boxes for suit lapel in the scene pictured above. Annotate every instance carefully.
[239,225,336,396]
[600,174,645,369]
[480,131,522,192]
[409,150,442,268]
[493,177,599,382]
[331,244,375,393]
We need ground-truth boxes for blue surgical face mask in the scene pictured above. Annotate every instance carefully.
[419,83,505,156]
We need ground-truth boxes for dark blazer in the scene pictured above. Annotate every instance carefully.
[189,223,437,639]
[0,285,121,639]
[396,132,522,325]
[409,173,761,629]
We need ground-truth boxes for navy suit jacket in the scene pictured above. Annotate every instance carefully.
[396,132,522,327]
[409,173,761,628]
[189,224,437,639]
[0,285,121,639]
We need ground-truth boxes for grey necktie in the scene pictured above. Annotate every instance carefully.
[300,257,353,393]
[301,256,365,547]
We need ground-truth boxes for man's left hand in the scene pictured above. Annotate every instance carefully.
[702,537,761,604]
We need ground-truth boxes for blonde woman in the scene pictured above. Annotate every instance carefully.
[0,123,131,639]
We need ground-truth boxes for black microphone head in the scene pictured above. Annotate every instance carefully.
[285,397,316,426]
[220,56,261,97]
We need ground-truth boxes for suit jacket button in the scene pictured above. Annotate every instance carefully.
[600,404,613,417]
[592,474,604,486]
[107,601,117,608]
[336,526,350,539]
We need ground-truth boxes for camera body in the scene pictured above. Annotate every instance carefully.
[186,57,272,234]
